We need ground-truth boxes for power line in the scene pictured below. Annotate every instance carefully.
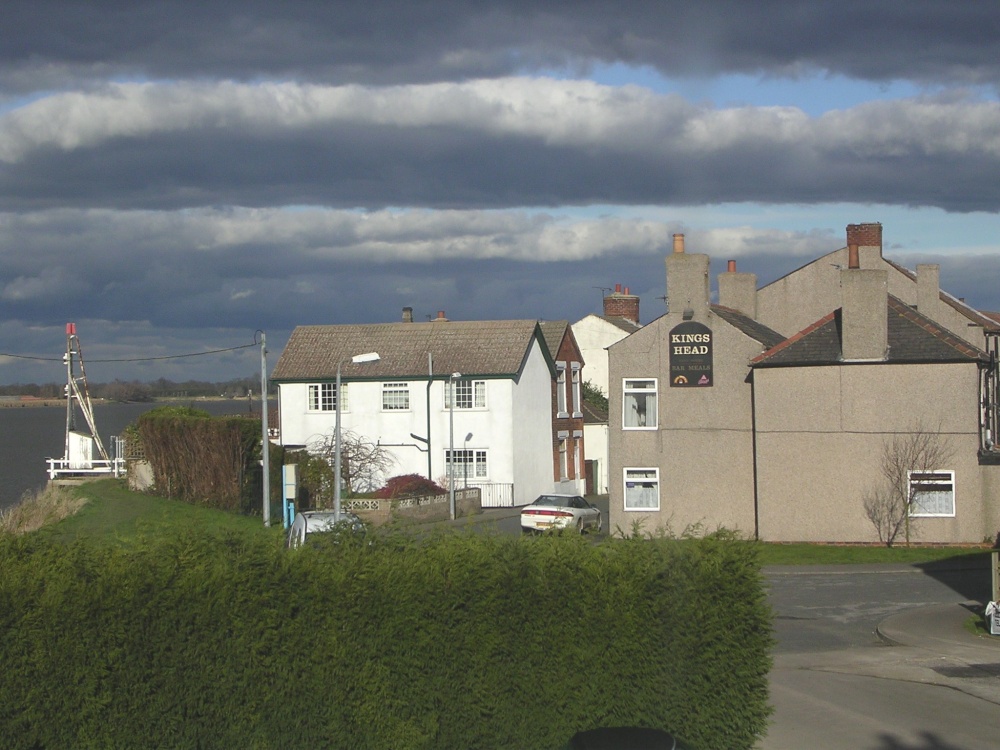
[0,342,258,364]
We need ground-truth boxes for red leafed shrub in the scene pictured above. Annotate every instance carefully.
[375,474,447,499]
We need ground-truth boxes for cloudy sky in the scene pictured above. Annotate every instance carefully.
[1,1,999,385]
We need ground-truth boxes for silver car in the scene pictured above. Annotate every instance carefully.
[286,510,365,549]
[520,494,603,534]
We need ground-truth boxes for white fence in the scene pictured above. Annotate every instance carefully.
[466,482,514,508]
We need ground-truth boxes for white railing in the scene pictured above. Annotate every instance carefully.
[467,482,514,508]
[47,457,125,480]
[47,435,127,480]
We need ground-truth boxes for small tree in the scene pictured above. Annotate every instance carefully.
[863,425,954,547]
[306,429,395,499]
[582,380,608,411]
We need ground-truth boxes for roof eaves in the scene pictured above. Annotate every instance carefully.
[751,311,837,365]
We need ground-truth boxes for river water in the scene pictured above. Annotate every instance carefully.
[0,399,269,511]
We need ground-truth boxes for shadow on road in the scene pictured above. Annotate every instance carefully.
[914,554,993,602]
[871,730,973,750]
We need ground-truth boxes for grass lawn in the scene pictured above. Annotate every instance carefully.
[42,479,281,545]
[11,480,996,569]
[755,541,991,566]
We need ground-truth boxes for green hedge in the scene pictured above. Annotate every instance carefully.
[136,407,262,512]
[0,531,772,749]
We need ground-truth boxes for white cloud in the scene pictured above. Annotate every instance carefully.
[2,78,999,166]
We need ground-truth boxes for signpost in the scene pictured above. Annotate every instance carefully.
[669,321,713,387]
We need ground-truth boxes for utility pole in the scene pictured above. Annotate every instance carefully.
[260,331,270,527]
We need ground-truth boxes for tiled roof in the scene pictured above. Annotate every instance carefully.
[597,315,642,333]
[581,400,608,425]
[711,305,785,349]
[752,296,988,367]
[882,257,1000,332]
[271,320,550,382]
[538,320,569,360]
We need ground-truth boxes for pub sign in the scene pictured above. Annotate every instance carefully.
[669,321,713,387]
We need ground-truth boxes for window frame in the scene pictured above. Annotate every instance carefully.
[307,382,346,412]
[445,378,487,410]
[623,467,660,511]
[558,431,569,480]
[556,362,568,417]
[908,470,956,518]
[381,381,410,411]
[622,378,658,430]
[445,448,489,481]
[571,363,582,418]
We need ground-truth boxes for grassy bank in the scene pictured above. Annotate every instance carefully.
[4,479,276,545]
[4,480,992,569]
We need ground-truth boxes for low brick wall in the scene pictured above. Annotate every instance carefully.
[347,487,482,526]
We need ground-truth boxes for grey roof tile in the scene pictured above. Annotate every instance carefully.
[752,296,988,367]
[272,320,548,381]
[711,305,785,349]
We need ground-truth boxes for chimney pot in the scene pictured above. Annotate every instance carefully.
[846,223,883,253]
[603,284,640,324]
[727,260,736,273]
[672,233,685,254]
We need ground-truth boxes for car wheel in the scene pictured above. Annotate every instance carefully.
[576,518,584,534]
[596,514,603,534]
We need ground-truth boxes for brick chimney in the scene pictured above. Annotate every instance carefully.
[402,306,413,323]
[433,310,448,322]
[718,259,758,319]
[845,222,883,267]
[603,283,640,324]
[666,234,710,320]
[916,264,940,320]
[840,266,888,361]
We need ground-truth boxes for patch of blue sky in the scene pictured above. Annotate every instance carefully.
[542,61,997,116]
[544,202,1000,257]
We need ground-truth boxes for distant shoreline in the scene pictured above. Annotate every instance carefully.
[0,396,248,409]
[0,398,67,408]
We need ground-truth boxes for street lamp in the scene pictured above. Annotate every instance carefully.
[449,372,460,520]
[463,432,473,488]
[334,351,380,522]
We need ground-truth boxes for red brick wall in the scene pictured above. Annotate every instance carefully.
[846,223,882,249]
[550,331,585,482]
[603,292,640,324]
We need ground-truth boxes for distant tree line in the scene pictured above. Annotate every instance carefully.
[0,375,265,402]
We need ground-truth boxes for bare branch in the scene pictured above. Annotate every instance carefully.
[863,423,954,547]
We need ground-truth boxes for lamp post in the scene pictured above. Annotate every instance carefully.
[463,432,473,488]
[449,372,460,520]
[334,351,380,522]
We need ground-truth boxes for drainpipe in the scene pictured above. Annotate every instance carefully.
[426,352,433,480]
[750,371,760,541]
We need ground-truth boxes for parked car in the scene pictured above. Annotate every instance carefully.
[286,510,366,549]
[520,494,602,534]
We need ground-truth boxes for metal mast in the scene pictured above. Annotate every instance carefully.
[62,323,110,463]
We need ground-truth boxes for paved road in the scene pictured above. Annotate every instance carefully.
[763,563,1000,750]
[445,505,1000,748]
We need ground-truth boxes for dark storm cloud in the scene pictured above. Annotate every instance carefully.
[0,2,998,385]
[2,1,998,90]
[2,81,999,212]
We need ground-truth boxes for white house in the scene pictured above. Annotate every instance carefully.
[271,316,557,507]
[572,284,642,496]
